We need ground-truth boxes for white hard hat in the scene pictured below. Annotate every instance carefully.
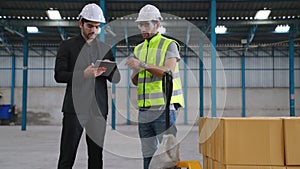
[135,4,162,22]
[79,3,106,23]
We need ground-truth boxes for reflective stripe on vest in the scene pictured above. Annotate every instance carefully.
[134,33,185,108]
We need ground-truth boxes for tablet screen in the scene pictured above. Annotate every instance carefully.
[94,60,117,77]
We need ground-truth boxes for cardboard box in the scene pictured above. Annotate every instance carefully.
[215,117,284,165]
[203,155,208,169]
[224,165,285,169]
[283,117,300,165]
[199,117,207,155]
[213,160,286,169]
[213,160,225,169]
[214,117,224,160]
[203,156,214,169]
[199,117,219,158]
[207,156,213,169]
[199,117,206,133]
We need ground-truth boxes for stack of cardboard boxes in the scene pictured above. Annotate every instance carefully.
[199,117,300,169]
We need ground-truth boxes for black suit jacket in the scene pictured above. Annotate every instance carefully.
[54,35,120,116]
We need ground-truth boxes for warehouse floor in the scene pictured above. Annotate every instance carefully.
[0,124,202,169]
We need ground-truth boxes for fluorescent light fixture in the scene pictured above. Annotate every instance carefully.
[27,26,39,33]
[215,25,227,34]
[46,9,62,20]
[254,9,271,20]
[275,24,290,33]
[241,39,247,44]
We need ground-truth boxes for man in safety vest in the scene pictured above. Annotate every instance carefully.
[126,4,184,169]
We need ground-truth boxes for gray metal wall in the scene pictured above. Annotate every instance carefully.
[0,45,299,88]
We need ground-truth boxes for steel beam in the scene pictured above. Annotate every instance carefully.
[210,0,217,117]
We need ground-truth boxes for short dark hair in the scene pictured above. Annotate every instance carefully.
[80,18,89,24]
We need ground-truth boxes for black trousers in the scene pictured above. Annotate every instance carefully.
[57,113,104,169]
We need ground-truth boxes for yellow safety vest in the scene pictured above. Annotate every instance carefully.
[133,33,184,108]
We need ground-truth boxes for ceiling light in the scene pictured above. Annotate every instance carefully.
[215,25,227,34]
[275,24,290,33]
[241,39,247,44]
[27,26,39,33]
[46,9,62,20]
[254,9,271,20]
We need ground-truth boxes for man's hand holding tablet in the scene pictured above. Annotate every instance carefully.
[94,59,117,77]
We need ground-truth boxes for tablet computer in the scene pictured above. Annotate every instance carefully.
[94,60,117,77]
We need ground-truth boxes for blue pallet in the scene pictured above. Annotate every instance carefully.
[0,105,11,119]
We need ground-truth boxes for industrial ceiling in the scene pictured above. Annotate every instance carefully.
[0,0,299,46]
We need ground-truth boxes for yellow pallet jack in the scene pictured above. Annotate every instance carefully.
[177,160,202,169]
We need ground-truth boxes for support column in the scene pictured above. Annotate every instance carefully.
[289,24,295,117]
[99,0,106,42]
[10,53,16,123]
[241,50,246,117]
[21,28,28,131]
[210,0,216,117]
[125,26,131,125]
[199,39,204,117]
[183,25,190,124]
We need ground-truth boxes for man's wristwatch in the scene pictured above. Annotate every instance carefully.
[140,62,148,69]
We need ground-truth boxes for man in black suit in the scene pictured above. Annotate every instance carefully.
[54,3,120,169]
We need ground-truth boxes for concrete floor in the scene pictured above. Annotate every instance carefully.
[0,124,202,169]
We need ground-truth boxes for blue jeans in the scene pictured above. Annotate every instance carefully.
[138,109,177,169]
